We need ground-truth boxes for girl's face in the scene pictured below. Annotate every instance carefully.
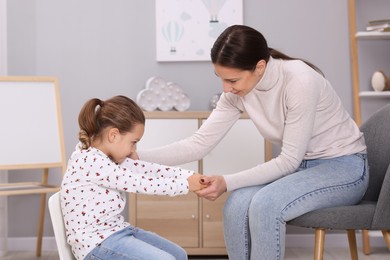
[108,123,145,164]
[214,60,266,97]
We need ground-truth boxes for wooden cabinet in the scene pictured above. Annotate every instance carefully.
[349,0,390,125]
[128,112,268,255]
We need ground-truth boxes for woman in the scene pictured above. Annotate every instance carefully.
[138,25,368,259]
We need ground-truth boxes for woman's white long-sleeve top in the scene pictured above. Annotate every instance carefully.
[138,57,366,191]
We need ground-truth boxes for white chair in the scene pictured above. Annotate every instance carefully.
[48,191,75,260]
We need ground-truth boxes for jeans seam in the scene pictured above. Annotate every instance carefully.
[244,213,250,260]
[276,218,282,260]
[280,167,367,222]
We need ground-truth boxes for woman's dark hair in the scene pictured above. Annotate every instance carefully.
[78,95,145,149]
[211,25,323,75]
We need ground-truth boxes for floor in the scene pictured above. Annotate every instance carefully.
[0,247,389,260]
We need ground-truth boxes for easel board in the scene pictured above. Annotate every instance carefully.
[0,77,66,170]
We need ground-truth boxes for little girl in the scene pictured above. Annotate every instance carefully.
[60,95,204,260]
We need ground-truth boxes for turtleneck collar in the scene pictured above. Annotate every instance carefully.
[253,56,280,92]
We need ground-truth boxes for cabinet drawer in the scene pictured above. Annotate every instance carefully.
[132,193,199,247]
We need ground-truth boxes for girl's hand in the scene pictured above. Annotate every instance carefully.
[187,174,207,192]
[195,175,226,201]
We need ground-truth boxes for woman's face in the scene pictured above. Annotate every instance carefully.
[214,61,266,97]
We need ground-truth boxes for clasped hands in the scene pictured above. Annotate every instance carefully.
[187,174,226,201]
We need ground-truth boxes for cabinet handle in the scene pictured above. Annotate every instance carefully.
[205,214,210,219]
[191,214,196,219]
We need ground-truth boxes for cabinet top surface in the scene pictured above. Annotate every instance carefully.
[144,111,249,119]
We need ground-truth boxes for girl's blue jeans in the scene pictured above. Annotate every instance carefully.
[84,226,187,260]
[223,153,368,260]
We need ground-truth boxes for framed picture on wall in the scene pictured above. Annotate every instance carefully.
[155,0,243,62]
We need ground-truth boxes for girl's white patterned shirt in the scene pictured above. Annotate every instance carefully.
[60,143,194,260]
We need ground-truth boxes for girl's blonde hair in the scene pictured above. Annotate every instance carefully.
[78,95,145,149]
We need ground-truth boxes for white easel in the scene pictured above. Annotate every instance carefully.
[0,77,66,256]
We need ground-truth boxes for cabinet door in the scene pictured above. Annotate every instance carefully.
[138,119,198,171]
[202,193,229,248]
[135,193,199,247]
[202,119,264,174]
[131,119,199,247]
[202,119,264,248]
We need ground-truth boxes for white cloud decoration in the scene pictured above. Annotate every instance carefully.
[136,76,191,112]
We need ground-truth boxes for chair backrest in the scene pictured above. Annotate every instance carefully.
[48,191,75,260]
[360,104,390,201]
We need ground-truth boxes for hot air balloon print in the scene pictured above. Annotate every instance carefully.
[202,0,227,23]
[155,0,242,61]
[162,20,184,53]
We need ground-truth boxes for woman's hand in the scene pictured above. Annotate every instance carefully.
[195,175,227,201]
[187,174,207,192]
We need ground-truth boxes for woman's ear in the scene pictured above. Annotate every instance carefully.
[107,128,120,143]
[255,60,266,76]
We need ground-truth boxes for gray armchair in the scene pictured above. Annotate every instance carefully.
[288,104,390,260]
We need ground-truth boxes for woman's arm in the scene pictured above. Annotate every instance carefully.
[138,99,242,166]
[219,76,321,193]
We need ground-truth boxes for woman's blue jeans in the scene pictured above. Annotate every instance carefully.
[84,226,187,260]
[223,153,368,260]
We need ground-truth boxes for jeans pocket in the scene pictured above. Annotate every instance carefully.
[93,245,134,260]
[353,153,367,160]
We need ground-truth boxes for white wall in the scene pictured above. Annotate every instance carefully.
[0,0,8,256]
[0,0,6,75]
[5,0,390,239]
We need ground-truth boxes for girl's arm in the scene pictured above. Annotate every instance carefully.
[122,158,206,191]
[87,153,200,196]
[121,158,193,179]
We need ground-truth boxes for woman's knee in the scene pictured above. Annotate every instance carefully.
[248,188,284,221]
[223,186,261,219]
